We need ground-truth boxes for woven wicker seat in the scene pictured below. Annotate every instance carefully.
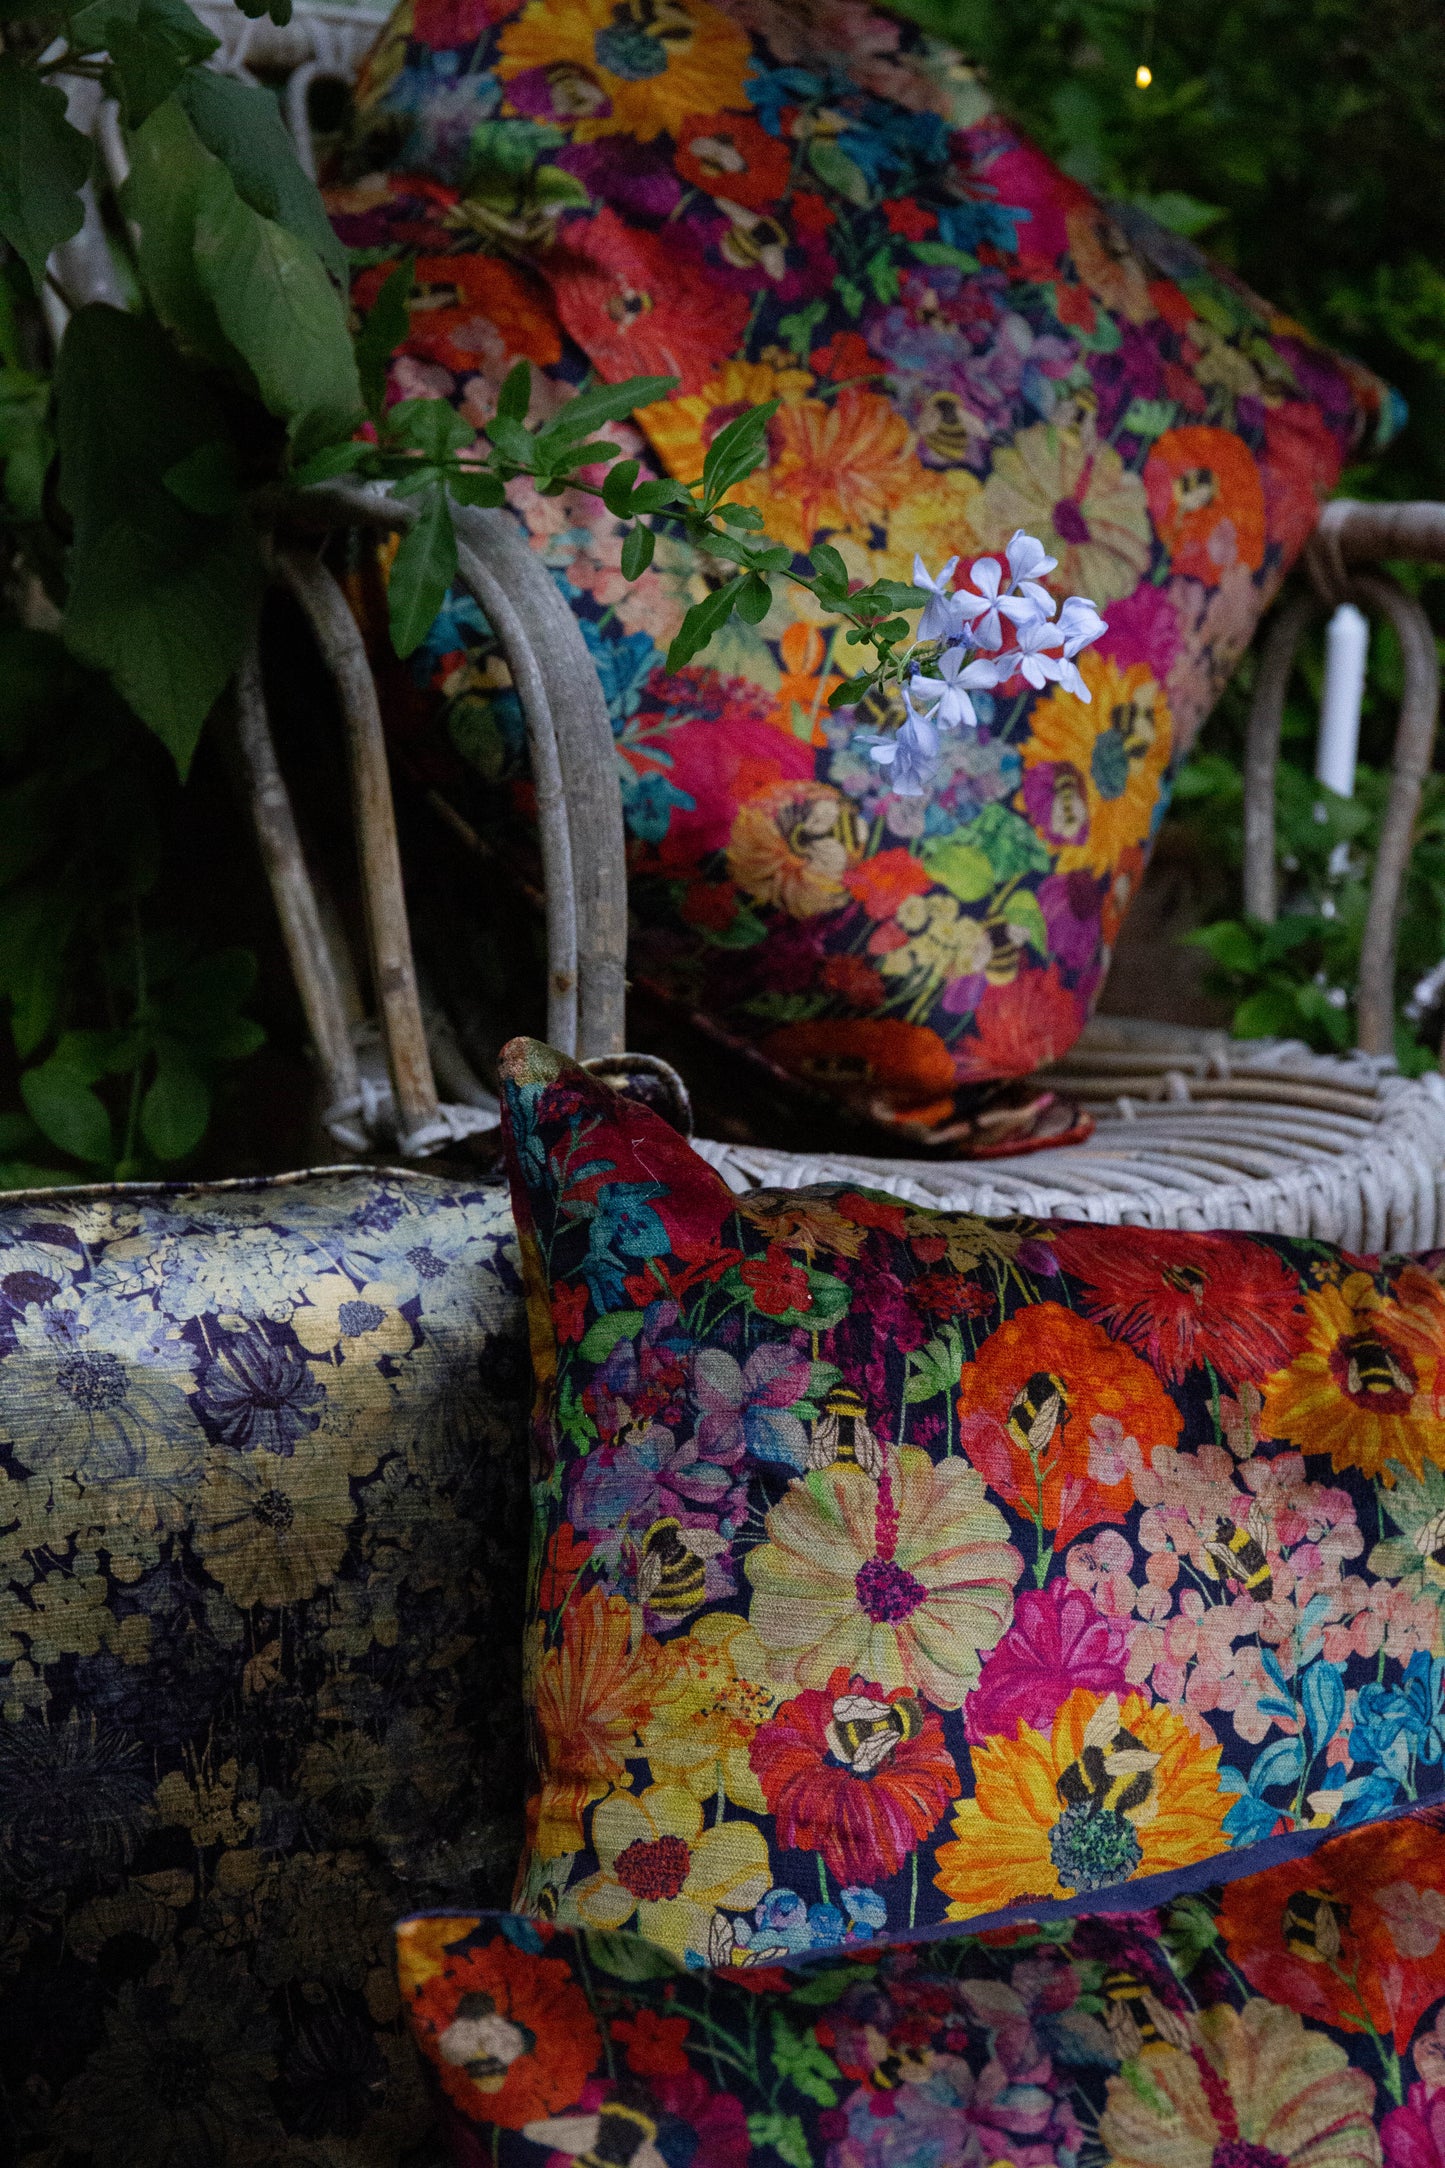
[45,5,1445,1247]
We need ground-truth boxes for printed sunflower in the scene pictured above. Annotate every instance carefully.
[934,1687,1236,1917]
[1021,652,1173,879]
[497,0,752,142]
[1258,1266,1445,1482]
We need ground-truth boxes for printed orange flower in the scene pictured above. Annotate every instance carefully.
[1257,1265,1445,1481]
[745,1447,1022,1710]
[842,847,934,920]
[1065,206,1155,324]
[547,207,752,394]
[638,357,812,513]
[404,1928,600,2129]
[1097,1998,1378,2168]
[757,387,917,553]
[952,966,1085,1082]
[1049,1226,1309,1388]
[956,1303,1181,1573]
[977,423,1152,604]
[1022,652,1173,877]
[377,252,561,374]
[934,1688,1235,1918]
[761,1018,958,1124]
[726,779,863,918]
[1218,1813,1445,2052]
[642,1614,779,1811]
[750,1666,961,1885]
[528,1586,663,1856]
[497,0,751,142]
[1145,425,1267,588]
[674,111,791,207]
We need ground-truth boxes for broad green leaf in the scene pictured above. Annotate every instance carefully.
[495,358,531,422]
[629,476,687,513]
[21,1053,113,1165]
[1184,918,1262,972]
[102,0,218,126]
[920,834,994,904]
[578,1309,643,1362]
[808,136,870,205]
[0,58,91,298]
[55,305,264,768]
[177,68,345,286]
[121,96,233,366]
[0,364,51,523]
[584,1931,681,1982]
[602,458,641,515]
[620,522,655,578]
[808,541,849,588]
[484,412,540,467]
[163,438,239,514]
[388,485,456,658]
[141,1038,209,1158]
[667,576,744,671]
[735,570,772,623]
[446,467,507,508]
[157,944,257,1039]
[193,166,361,445]
[354,256,413,420]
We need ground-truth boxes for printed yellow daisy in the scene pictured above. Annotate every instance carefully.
[497,0,752,143]
[934,1687,1236,1920]
[1258,1265,1445,1483]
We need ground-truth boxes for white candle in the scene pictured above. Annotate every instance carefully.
[1315,602,1369,801]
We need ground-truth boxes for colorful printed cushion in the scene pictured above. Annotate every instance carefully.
[397,1805,1445,2168]
[327,0,1399,1135]
[497,1035,1445,1969]
[0,1167,529,2168]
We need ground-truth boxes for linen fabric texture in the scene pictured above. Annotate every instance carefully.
[398,1804,1445,2168]
[497,1035,1445,1963]
[0,1167,530,2168]
[328,0,1398,1130]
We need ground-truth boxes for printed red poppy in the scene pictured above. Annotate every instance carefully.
[1048,1225,1308,1387]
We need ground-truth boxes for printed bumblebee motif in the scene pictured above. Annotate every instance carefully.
[1056,1698,1161,1823]
[1100,1967,1193,2060]
[1006,1370,1069,1458]
[438,1993,538,2093]
[636,1517,728,1616]
[1203,1505,1274,1599]
[826,1690,925,1775]
[807,1383,884,1478]
[1281,1888,1350,1964]
[1415,1509,1445,1577]
[524,2096,664,2168]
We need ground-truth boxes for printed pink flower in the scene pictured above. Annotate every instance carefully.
[963,1581,1130,1744]
[1385,2084,1445,2168]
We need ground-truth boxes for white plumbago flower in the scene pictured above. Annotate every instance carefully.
[1056,595,1108,657]
[869,694,939,795]
[1051,654,1092,700]
[909,648,1004,732]
[912,554,963,643]
[1005,613,1070,691]
[960,553,1045,647]
[1006,529,1059,586]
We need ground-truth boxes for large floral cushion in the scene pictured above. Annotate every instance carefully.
[497,1035,1445,1968]
[397,1805,1445,2168]
[328,0,1398,1135]
[0,1167,529,2168]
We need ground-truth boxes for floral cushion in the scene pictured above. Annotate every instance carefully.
[397,1804,1445,2168]
[497,1035,1445,1970]
[328,0,1398,1133]
[0,1167,529,2168]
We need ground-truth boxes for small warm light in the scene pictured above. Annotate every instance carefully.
[1135,62,1153,86]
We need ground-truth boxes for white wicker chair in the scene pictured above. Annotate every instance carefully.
[43,4,1445,1245]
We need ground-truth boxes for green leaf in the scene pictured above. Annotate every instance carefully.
[496,358,531,422]
[808,541,849,589]
[101,0,218,127]
[387,486,456,658]
[121,96,233,366]
[620,523,655,578]
[176,68,345,286]
[293,439,372,488]
[920,834,993,904]
[0,57,91,298]
[910,239,981,271]
[140,1038,209,1158]
[735,571,772,624]
[578,1309,643,1362]
[540,372,677,447]
[629,476,686,514]
[162,438,239,515]
[602,457,641,515]
[55,305,265,769]
[748,2115,813,2168]
[769,2012,840,2106]
[666,577,745,672]
[966,803,1051,880]
[1002,887,1050,954]
[21,1052,113,1165]
[583,1931,681,1981]
[484,412,540,467]
[353,255,413,420]
[700,399,776,511]
[0,363,51,523]
[387,396,475,461]
[904,1327,963,1403]
[1127,189,1227,239]
[807,136,870,205]
[786,1966,864,2007]
[1231,985,1302,1039]
[1185,918,1262,973]
[777,298,826,358]
[192,164,362,445]
[446,467,507,508]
